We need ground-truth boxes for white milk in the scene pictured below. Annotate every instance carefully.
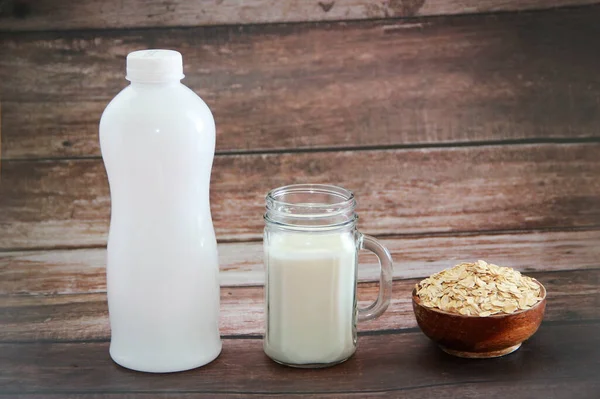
[264,231,358,366]
[100,50,221,373]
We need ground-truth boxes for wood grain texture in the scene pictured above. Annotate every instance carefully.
[2,229,599,295]
[3,7,600,159]
[9,380,600,398]
[0,0,597,31]
[1,322,598,395]
[1,269,598,341]
[2,143,600,249]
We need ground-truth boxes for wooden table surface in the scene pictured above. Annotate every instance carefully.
[1,268,599,398]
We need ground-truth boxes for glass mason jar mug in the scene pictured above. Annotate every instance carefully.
[263,184,394,368]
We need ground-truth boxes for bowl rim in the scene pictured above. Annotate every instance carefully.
[412,278,547,318]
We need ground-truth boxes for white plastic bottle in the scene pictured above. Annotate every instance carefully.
[99,49,221,373]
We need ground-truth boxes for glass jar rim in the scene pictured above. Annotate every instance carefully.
[264,184,357,230]
[266,184,355,209]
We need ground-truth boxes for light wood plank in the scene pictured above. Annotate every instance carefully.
[1,269,598,341]
[2,144,600,249]
[0,322,598,395]
[0,0,597,31]
[2,229,599,295]
[3,7,600,159]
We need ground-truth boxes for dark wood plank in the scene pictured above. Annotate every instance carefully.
[0,0,596,31]
[9,379,600,398]
[1,269,598,341]
[1,322,598,396]
[2,143,600,249]
[2,102,103,160]
[2,229,599,295]
[3,7,600,159]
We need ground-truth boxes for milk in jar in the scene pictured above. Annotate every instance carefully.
[264,230,358,365]
[263,184,393,368]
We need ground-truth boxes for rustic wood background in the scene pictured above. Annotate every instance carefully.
[1,0,600,397]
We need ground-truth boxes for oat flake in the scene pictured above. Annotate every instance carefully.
[415,260,543,316]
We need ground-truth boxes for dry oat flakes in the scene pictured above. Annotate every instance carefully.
[415,260,543,317]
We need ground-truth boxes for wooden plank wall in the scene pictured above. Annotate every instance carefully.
[1,0,600,346]
[0,0,598,31]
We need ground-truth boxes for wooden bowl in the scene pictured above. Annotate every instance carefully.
[412,280,546,358]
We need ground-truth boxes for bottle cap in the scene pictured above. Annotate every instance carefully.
[126,49,184,82]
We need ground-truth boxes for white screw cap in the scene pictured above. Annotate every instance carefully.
[126,49,184,82]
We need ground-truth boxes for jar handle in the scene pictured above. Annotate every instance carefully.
[357,234,394,322]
